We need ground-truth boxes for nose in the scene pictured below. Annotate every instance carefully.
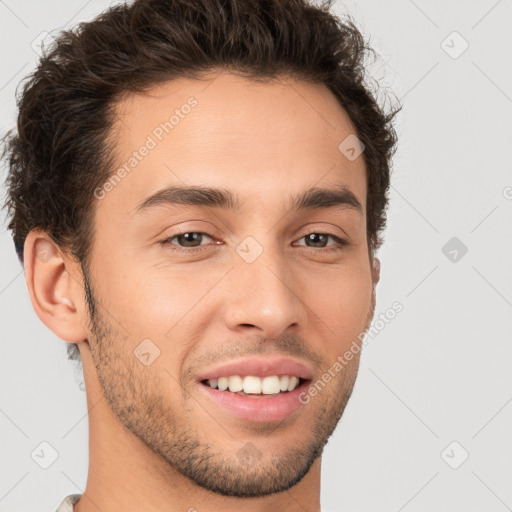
[222,247,305,339]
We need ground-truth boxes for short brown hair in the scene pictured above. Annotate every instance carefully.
[2,0,401,361]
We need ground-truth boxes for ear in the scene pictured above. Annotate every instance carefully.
[364,255,381,329]
[23,229,88,344]
[372,256,381,287]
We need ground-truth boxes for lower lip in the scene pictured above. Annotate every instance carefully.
[197,380,311,422]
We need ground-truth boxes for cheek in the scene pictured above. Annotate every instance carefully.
[97,258,193,324]
[303,264,372,343]
[101,263,221,360]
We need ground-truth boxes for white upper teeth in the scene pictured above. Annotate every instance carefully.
[207,375,300,394]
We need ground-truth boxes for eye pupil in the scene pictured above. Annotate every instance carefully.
[179,232,202,247]
[306,233,328,247]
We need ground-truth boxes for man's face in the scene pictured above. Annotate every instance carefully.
[82,72,376,497]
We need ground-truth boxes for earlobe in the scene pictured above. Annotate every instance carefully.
[24,230,88,344]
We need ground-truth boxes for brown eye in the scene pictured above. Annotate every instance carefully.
[304,233,329,248]
[295,232,349,251]
[173,232,205,247]
[160,232,215,252]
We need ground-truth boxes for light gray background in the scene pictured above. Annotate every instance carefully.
[1,1,511,511]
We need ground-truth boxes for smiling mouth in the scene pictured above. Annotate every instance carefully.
[200,376,308,396]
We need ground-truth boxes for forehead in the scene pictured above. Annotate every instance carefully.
[101,72,367,220]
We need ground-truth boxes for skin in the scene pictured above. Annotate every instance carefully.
[24,71,380,512]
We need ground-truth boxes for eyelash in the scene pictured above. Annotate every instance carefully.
[159,230,350,254]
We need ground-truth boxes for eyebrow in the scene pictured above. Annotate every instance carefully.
[134,183,363,216]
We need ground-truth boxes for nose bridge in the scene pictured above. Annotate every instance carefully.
[223,237,303,337]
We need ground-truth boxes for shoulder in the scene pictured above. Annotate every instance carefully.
[55,494,82,512]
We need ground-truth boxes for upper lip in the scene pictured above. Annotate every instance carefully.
[196,356,314,382]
